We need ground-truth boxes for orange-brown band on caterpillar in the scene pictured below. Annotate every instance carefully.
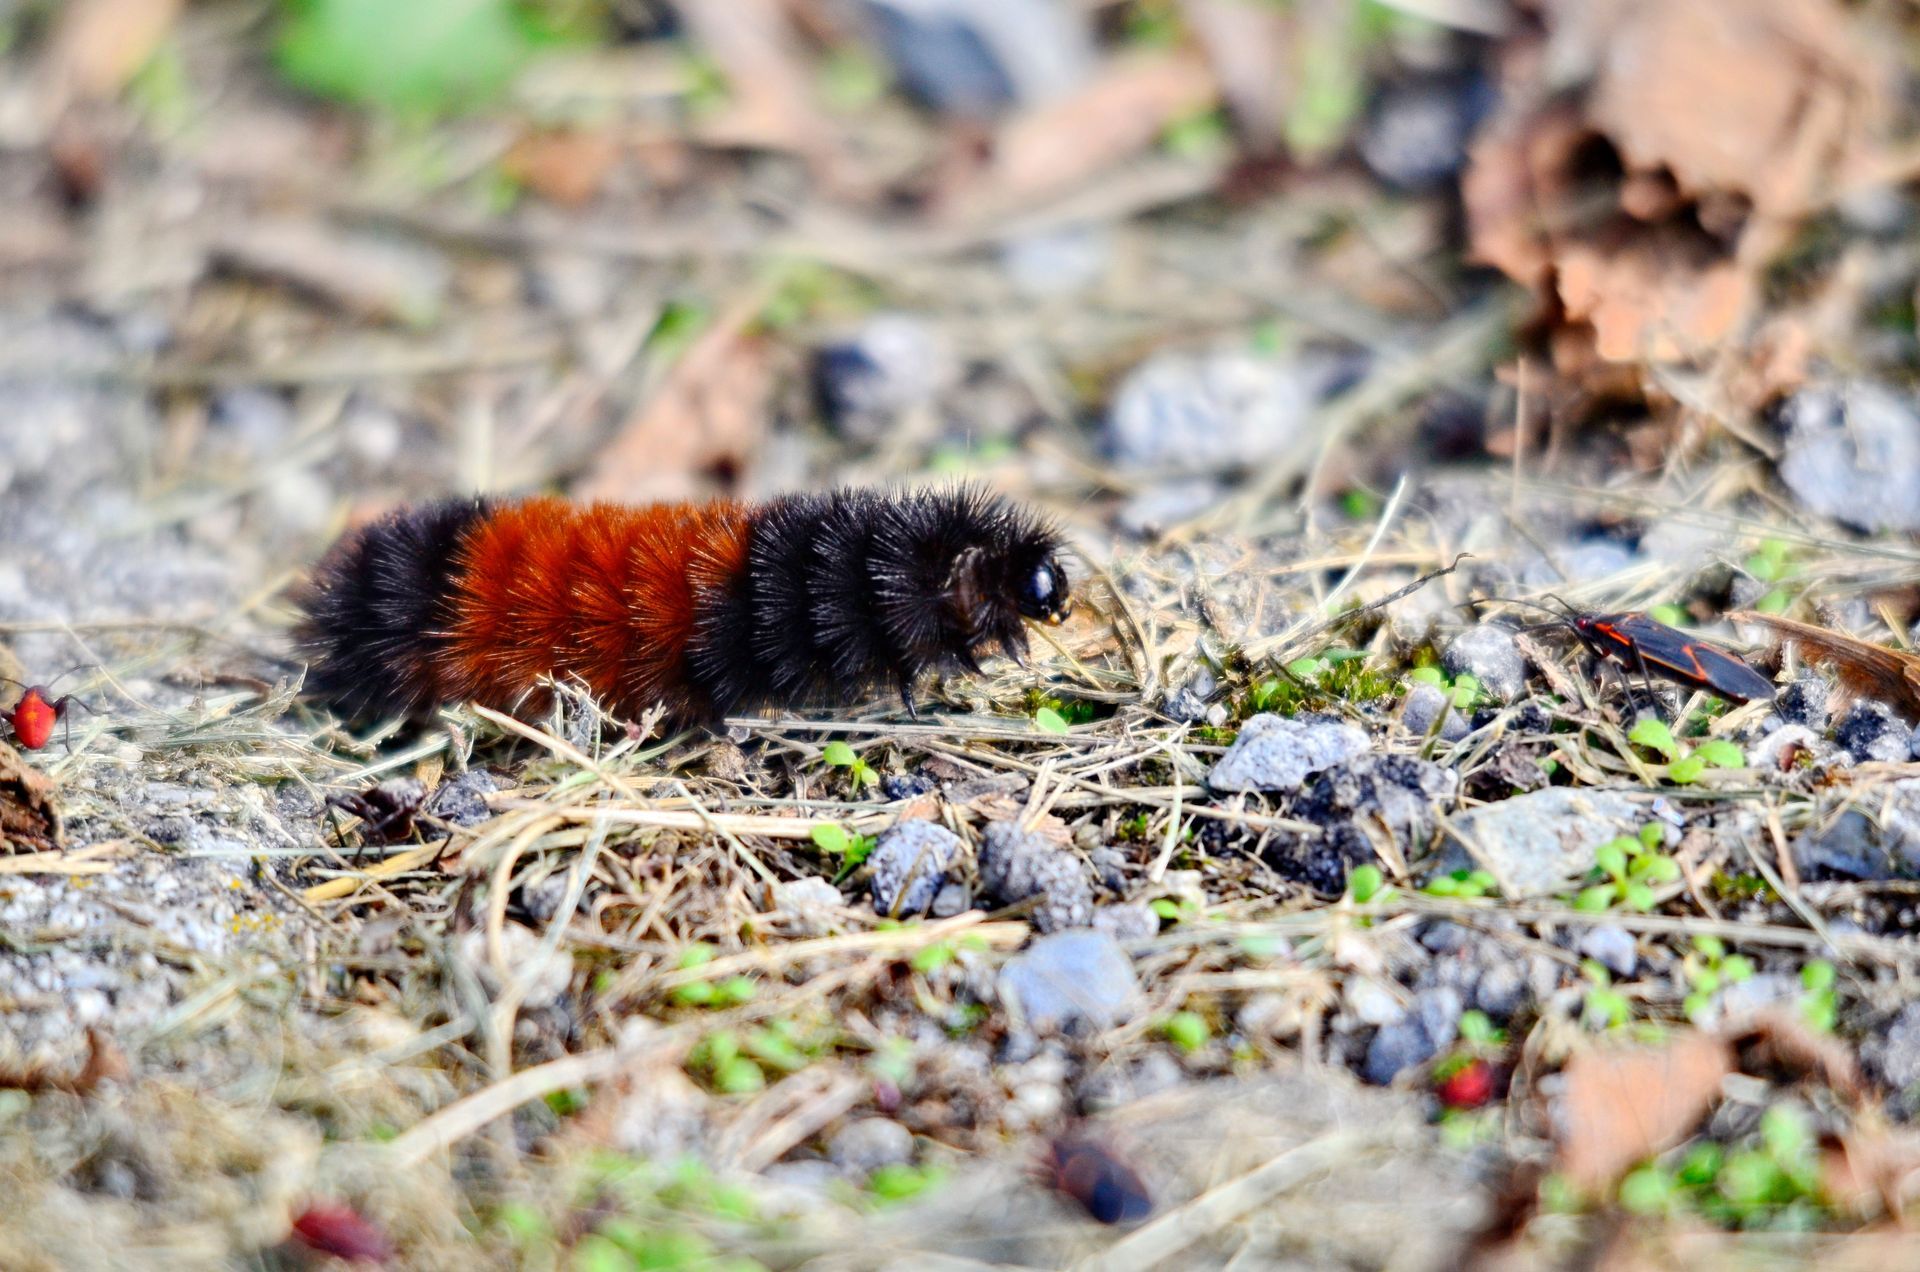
[293,487,1068,723]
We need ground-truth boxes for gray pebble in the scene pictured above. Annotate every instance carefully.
[1347,979,1406,1028]
[429,769,502,827]
[1207,714,1370,793]
[1358,73,1491,192]
[813,314,954,445]
[1362,987,1462,1086]
[774,878,846,936]
[1106,349,1345,474]
[978,822,1094,933]
[1436,788,1645,897]
[1778,379,1920,533]
[1472,960,1529,1020]
[828,1118,914,1175]
[1442,624,1526,703]
[869,820,963,916]
[930,880,973,918]
[1578,925,1637,978]
[1835,702,1913,764]
[1091,902,1158,943]
[1864,1002,1920,1095]
[1163,666,1218,723]
[1400,683,1469,741]
[999,929,1142,1034]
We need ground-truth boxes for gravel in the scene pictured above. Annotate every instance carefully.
[998,930,1142,1035]
[828,1118,915,1175]
[869,820,964,916]
[812,314,954,445]
[1777,379,1920,533]
[1208,714,1370,793]
[1363,987,1462,1086]
[977,821,1094,933]
[1442,624,1526,703]
[1790,780,1920,879]
[1105,349,1349,474]
[1578,925,1638,978]
[1436,787,1647,897]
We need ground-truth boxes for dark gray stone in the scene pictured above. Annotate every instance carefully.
[870,820,963,916]
[1778,379,1920,533]
[1472,959,1529,1020]
[864,0,1093,118]
[1442,624,1526,703]
[999,929,1141,1034]
[978,822,1094,933]
[1358,73,1494,192]
[428,769,502,827]
[1164,666,1218,723]
[1401,683,1469,741]
[813,314,952,444]
[1208,713,1370,793]
[1835,702,1912,764]
[1791,781,1920,879]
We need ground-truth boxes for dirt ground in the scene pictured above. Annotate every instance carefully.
[4,2,1920,1269]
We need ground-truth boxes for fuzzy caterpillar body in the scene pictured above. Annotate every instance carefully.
[293,487,1071,722]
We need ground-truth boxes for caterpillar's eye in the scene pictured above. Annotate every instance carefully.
[1017,558,1071,625]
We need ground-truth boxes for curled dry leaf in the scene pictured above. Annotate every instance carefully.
[0,739,63,853]
[1823,1119,1920,1221]
[0,1028,128,1096]
[1466,0,1889,382]
[1729,1007,1863,1101]
[1556,1032,1733,1194]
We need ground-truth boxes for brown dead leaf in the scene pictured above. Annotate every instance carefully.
[1732,611,1920,722]
[1466,0,1889,388]
[503,128,623,208]
[0,740,63,853]
[1557,1032,1733,1194]
[672,0,841,169]
[45,0,183,100]
[1729,1008,1864,1100]
[1823,1118,1920,1220]
[950,50,1219,223]
[575,295,772,504]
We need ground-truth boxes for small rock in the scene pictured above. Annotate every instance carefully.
[813,314,954,445]
[1001,226,1110,297]
[1442,625,1526,703]
[1207,714,1370,793]
[999,929,1142,1034]
[1092,902,1158,943]
[428,769,502,827]
[1358,73,1494,192]
[1236,992,1302,1041]
[930,880,973,918]
[1778,379,1920,533]
[1863,1002,1920,1096]
[1472,960,1529,1020]
[882,771,938,800]
[1272,754,1459,893]
[1521,539,1637,588]
[869,820,963,916]
[978,822,1094,932]
[1773,678,1830,731]
[1163,667,1218,723]
[828,1118,914,1175]
[1790,780,1920,879]
[864,0,1094,118]
[1362,986,1463,1086]
[457,924,572,1010]
[1106,349,1349,475]
[1115,479,1226,537]
[1578,925,1637,978]
[775,878,845,936]
[1835,702,1913,764]
[1400,683,1469,741]
[1714,973,1798,1025]
[1436,788,1646,897]
[1347,978,1407,1028]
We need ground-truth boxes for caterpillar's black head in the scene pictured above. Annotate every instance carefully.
[920,491,1070,672]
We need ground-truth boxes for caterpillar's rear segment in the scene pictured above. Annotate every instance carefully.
[293,488,1068,723]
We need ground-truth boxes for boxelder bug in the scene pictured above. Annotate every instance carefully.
[1,671,96,751]
[1480,596,1776,705]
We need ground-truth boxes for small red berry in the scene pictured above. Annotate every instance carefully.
[1435,1058,1496,1110]
[290,1203,393,1264]
[11,689,57,751]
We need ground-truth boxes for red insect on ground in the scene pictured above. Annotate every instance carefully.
[1,672,95,752]
[1482,597,1775,706]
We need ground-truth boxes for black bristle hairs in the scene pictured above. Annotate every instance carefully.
[293,485,1072,722]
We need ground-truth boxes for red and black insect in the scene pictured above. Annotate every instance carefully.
[1,672,96,751]
[1485,597,1775,704]
[1042,1134,1153,1225]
